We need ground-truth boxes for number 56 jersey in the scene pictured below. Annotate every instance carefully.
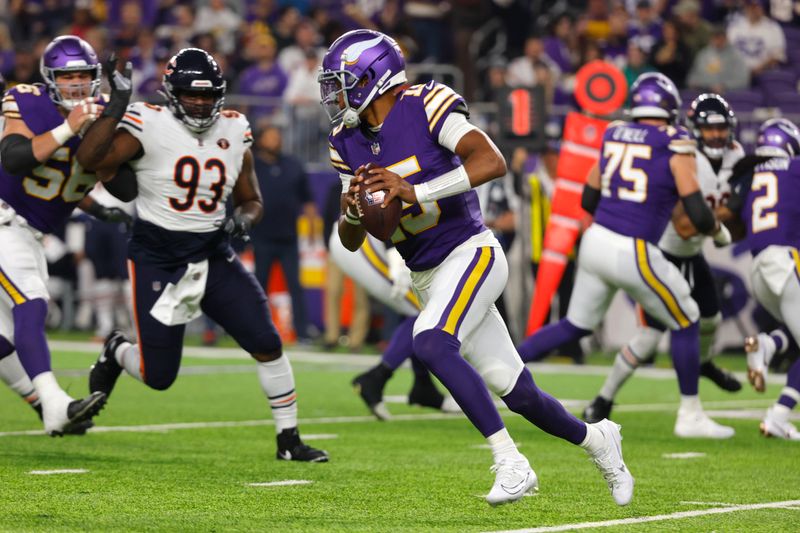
[118,102,252,233]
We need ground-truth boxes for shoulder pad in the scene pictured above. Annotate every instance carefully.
[403,81,468,134]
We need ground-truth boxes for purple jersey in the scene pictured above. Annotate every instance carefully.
[594,121,695,243]
[742,157,800,257]
[329,82,486,271]
[0,84,97,233]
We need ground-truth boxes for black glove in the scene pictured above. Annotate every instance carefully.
[101,53,133,120]
[98,206,133,230]
[216,214,252,241]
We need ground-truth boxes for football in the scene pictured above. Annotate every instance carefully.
[356,187,402,241]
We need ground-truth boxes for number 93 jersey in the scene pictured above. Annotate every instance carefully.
[593,121,695,244]
[118,102,252,233]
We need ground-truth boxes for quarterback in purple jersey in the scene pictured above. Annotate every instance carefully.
[320,29,633,506]
[518,73,735,439]
[0,36,136,435]
[723,118,800,440]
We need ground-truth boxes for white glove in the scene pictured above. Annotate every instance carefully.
[712,222,732,248]
[387,247,411,303]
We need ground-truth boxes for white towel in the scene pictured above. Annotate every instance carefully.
[149,260,209,326]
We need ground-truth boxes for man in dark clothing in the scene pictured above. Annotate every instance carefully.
[250,126,318,342]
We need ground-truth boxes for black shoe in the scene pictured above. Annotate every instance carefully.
[352,365,392,420]
[50,392,106,437]
[90,330,128,398]
[408,378,445,410]
[32,402,93,435]
[276,427,329,462]
[582,396,613,424]
[700,361,742,392]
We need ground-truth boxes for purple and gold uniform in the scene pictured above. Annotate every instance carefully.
[742,157,800,257]
[329,81,486,272]
[594,121,695,244]
[0,84,96,234]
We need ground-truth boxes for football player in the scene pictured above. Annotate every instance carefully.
[583,94,744,427]
[320,30,633,506]
[0,36,136,435]
[76,48,328,462]
[723,118,800,440]
[328,229,459,419]
[517,73,735,439]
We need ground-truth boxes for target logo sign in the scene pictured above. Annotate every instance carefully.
[574,61,627,117]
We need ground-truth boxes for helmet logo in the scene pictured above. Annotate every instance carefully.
[341,35,385,66]
[191,80,213,88]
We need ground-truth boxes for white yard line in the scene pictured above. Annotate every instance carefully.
[29,469,89,475]
[662,452,707,459]
[483,499,800,533]
[246,480,312,487]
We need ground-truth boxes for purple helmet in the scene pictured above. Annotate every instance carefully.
[629,72,681,124]
[318,30,407,128]
[40,35,101,110]
[755,118,800,158]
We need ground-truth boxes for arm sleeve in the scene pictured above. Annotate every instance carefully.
[681,190,715,234]
[103,164,138,202]
[437,111,478,153]
[0,134,39,176]
[581,184,601,215]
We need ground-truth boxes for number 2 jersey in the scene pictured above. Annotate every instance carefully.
[118,102,252,267]
[593,121,695,244]
[328,82,487,272]
[0,84,98,233]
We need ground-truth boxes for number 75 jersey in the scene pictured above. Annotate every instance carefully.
[118,102,253,233]
[593,121,695,244]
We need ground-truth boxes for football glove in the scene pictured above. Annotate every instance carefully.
[216,214,252,241]
[101,53,133,120]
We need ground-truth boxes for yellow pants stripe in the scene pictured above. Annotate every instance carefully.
[0,269,26,305]
[635,240,690,328]
[361,239,421,310]
[442,247,492,335]
[792,249,800,281]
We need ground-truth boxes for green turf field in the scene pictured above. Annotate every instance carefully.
[0,341,797,532]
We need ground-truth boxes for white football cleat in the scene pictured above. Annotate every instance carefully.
[674,408,735,439]
[745,333,775,393]
[760,406,800,441]
[42,391,107,437]
[587,419,634,506]
[486,456,538,506]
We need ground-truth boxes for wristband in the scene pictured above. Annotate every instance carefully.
[414,165,470,203]
[51,121,75,145]
[344,209,361,225]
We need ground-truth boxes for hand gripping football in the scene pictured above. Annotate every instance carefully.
[355,166,402,241]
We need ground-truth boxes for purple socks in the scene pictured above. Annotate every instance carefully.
[413,329,504,437]
[670,322,700,396]
[778,359,800,410]
[0,334,13,359]
[517,319,591,363]
[12,299,51,379]
[502,368,587,445]
[382,316,415,371]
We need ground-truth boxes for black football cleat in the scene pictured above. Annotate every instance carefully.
[582,396,613,424]
[90,330,128,398]
[50,392,107,437]
[276,427,329,462]
[352,365,392,420]
[700,361,742,392]
[32,402,93,435]
[408,377,445,410]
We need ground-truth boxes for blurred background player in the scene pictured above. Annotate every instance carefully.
[723,118,800,440]
[517,73,735,439]
[583,93,744,423]
[322,29,632,506]
[0,35,131,435]
[77,48,327,462]
[328,229,458,420]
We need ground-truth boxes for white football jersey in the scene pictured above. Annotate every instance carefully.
[118,102,252,233]
[658,142,745,257]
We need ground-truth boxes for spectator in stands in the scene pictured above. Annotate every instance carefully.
[156,3,196,51]
[727,0,786,77]
[236,34,288,122]
[623,42,656,89]
[272,6,302,50]
[250,126,318,343]
[628,0,662,55]
[278,19,323,75]
[405,0,451,63]
[507,36,561,89]
[650,18,691,87]
[452,0,493,101]
[602,4,630,68]
[580,0,612,43]
[0,23,14,76]
[544,13,577,75]
[284,49,324,160]
[194,0,242,55]
[64,0,99,40]
[308,7,346,45]
[687,25,750,93]
[480,56,509,103]
[5,47,42,86]
[673,0,713,57]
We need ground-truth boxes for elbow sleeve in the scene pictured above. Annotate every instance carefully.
[103,164,138,202]
[681,191,715,234]
[0,134,40,176]
[581,184,601,215]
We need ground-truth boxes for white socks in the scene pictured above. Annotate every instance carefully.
[487,428,523,463]
[679,395,702,413]
[32,371,70,404]
[257,356,298,433]
[115,342,143,382]
[580,422,606,454]
[0,352,38,404]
